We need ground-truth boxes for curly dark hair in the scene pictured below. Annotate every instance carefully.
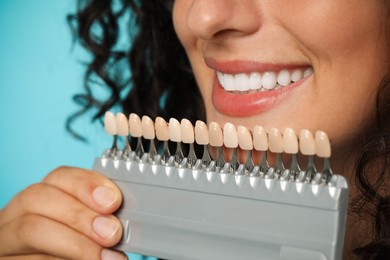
[68,0,390,259]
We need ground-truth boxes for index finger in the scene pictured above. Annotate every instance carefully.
[42,166,122,214]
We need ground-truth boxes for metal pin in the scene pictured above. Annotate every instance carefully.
[155,117,171,163]
[268,127,285,175]
[104,111,118,158]
[224,123,239,173]
[181,119,197,167]
[253,126,270,174]
[300,129,317,182]
[129,113,144,160]
[315,131,333,183]
[195,120,211,168]
[209,122,225,171]
[283,128,301,178]
[237,125,254,174]
[169,118,183,165]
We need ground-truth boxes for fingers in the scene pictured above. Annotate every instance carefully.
[0,214,101,259]
[2,183,122,247]
[0,166,126,258]
[42,166,122,215]
[0,215,127,260]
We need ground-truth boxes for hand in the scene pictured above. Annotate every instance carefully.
[0,166,127,260]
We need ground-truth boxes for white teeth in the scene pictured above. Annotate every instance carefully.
[303,67,314,77]
[261,71,277,90]
[291,69,303,82]
[248,72,262,90]
[217,67,313,92]
[224,74,235,91]
[277,69,291,87]
[217,71,224,87]
[235,73,250,91]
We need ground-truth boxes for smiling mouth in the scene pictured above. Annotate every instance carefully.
[216,67,313,93]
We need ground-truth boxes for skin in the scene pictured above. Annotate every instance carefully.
[173,0,389,168]
[172,0,390,257]
[0,0,388,259]
[0,167,126,260]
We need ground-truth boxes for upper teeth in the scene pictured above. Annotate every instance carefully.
[217,68,313,92]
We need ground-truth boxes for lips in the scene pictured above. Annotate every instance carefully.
[206,59,313,117]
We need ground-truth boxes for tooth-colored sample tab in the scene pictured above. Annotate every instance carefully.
[283,128,298,154]
[142,115,155,140]
[315,130,331,158]
[253,126,268,151]
[169,118,181,142]
[104,111,117,135]
[195,120,209,145]
[268,127,283,153]
[237,126,253,150]
[208,122,223,147]
[299,129,316,155]
[223,122,238,148]
[129,113,142,138]
[116,112,129,136]
[181,119,195,144]
[155,117,169,141]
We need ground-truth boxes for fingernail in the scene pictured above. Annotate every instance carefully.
[101,249,127,260]
[93,216,120,240]
[93,186,117,208]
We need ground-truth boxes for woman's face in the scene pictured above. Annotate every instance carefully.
[173,0,389,164]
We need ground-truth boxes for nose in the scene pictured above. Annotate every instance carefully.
[186,0,261,40]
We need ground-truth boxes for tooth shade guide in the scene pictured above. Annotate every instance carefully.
[223,122,239,148]
[142,115,155,140]
[208,122,223,147]
[104,111,117,136]
[315,131,331,158]
[181,119,195,144]
[253,126,268,151]
[267,127,283,154]
[129,113,142,138]
[195,120,209,145]
[283,128,298,154]
[299,129,316,155]
[116,112,129,137]
[155,117,169,141]
[237,125,253,150]
[169,118,181,142]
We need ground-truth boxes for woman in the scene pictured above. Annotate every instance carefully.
[0,0,389,259]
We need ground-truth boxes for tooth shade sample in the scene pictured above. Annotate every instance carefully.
[315,131,331,158]
[169,118,181,142]
[142,115,155,140]
[268,127,283,153]
[195,120,209,145]
[283,128,298,154]
[155,117,169,141]
[104,111,117,135]
[116,112,129,136]
[181,119,195,144]
[208,122,223,147]
[129,113,142,137]
[253,126,268,151]
[299,129,316,155]
[237,126,253,150]
[223,122,238,148]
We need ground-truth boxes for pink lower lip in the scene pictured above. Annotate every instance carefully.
[212,74,308,117]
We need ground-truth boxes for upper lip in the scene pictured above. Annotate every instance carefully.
[204,57,310,74]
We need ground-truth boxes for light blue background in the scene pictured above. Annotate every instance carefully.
[0,0,112,206]
[0,1,147,259]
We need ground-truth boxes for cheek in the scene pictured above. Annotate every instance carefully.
[279,1,386,59]
[172,0,194,54]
